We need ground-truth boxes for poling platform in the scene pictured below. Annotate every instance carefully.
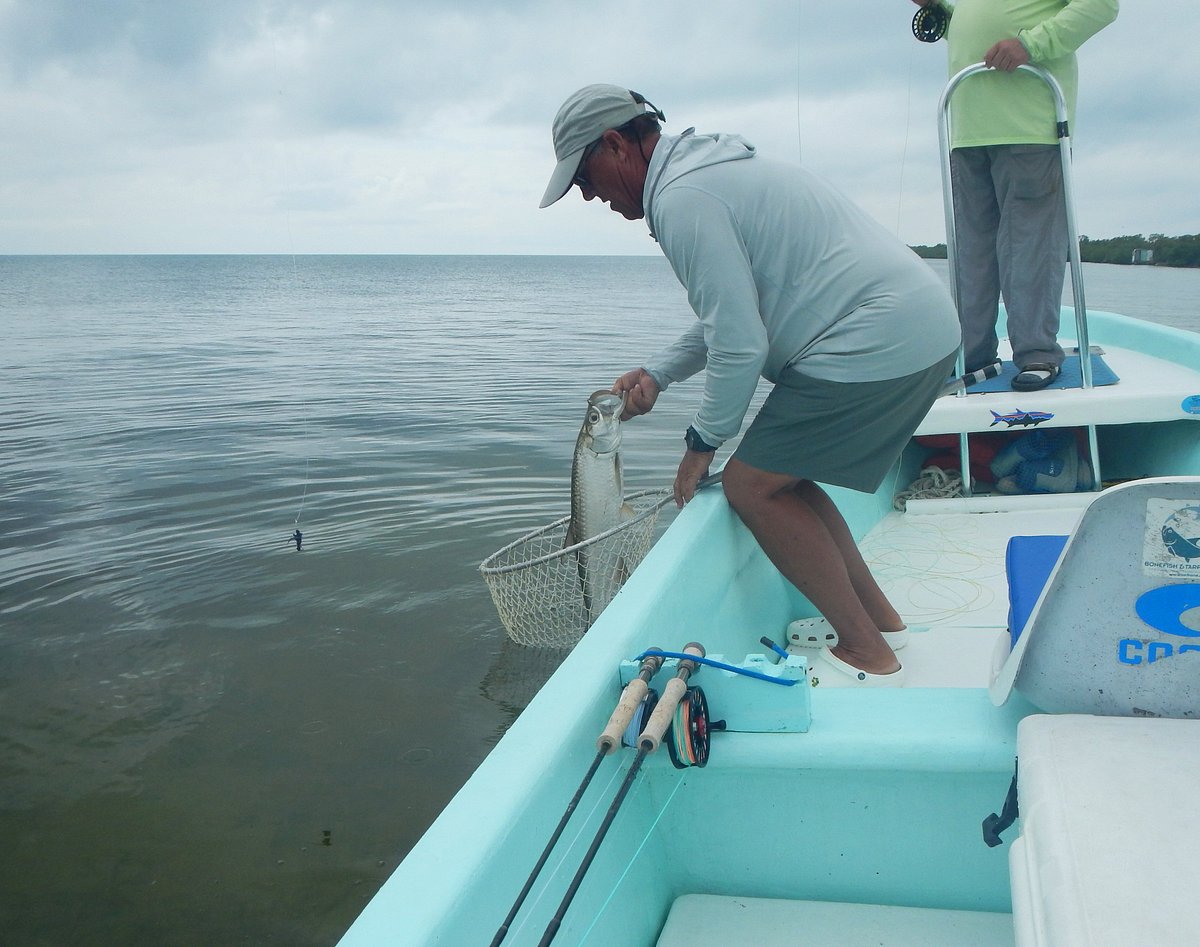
[919,330,1200,436]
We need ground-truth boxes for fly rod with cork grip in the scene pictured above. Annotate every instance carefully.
[536,642,706,947]
[489,648,667,947]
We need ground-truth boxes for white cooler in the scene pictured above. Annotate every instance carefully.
[1010,714,1200,946]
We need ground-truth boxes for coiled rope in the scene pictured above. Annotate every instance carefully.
[893,465,964,510]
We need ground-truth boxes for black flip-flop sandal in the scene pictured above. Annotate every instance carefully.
[1012,363,1060,392]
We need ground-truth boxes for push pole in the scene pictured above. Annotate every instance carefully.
[537,643,705,947]
[489,648,667,947]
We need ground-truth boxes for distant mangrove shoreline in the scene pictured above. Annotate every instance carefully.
[911,233,1200,268]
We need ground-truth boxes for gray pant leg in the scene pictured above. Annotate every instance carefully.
[950,147,1001,372]
[992,145,1067,370]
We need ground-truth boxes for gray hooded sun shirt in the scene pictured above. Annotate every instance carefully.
[642,131,961,450]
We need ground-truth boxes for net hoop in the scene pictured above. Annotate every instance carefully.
[480,489,669,576]
[479,488,671,648]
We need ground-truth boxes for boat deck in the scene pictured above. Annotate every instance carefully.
[863,327,1200,689]
[857,494,1094,689]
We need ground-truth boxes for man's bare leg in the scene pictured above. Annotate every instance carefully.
[791,480,906,634]
[722,458,900,674]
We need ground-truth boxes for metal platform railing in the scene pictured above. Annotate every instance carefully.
[936,62,1101,494]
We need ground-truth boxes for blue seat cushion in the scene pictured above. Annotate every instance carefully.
[1006,535,1069,647]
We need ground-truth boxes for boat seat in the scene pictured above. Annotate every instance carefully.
[1005,534,1068,647]
[1010,714,1200,946]
[990,477,1200,717]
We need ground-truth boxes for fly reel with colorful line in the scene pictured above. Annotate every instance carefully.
[667,686,723,769]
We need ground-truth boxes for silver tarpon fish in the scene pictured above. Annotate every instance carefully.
[566,389,635,624]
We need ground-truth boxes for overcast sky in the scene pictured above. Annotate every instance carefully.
[1,0,1195,255]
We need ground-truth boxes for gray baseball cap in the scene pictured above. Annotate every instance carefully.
[539,84,663,208]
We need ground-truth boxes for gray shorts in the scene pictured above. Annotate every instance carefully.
[733,350,958,493]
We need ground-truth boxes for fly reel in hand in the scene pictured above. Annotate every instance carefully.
[912,4,948,43]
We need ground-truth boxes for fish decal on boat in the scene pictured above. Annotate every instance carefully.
[989,408,1054,428]
[1161,506,1200,561]
[566,390,636,623]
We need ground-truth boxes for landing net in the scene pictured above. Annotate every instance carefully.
[480,489,670,649]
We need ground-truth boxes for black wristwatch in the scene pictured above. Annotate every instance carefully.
[684,425,717,453]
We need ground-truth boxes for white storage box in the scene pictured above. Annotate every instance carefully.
[1011,714,1200,946]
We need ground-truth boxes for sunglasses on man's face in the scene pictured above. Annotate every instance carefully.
[573,140,601,190]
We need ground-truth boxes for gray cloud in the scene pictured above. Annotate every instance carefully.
[0,0,1194,254]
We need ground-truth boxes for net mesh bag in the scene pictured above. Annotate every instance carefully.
[480,489,669,648]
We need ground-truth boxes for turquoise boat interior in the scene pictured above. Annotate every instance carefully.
[339,306,1200,945]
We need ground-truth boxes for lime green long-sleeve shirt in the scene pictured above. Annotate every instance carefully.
[939,0,1119,147]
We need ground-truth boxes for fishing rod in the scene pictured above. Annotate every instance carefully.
[489,648,668,947]
[537,642,706,947]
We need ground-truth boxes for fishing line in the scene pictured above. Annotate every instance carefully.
[292,415,311,544]
[491,650,667,947]
[860,516,996,623]
[795,0,804,162]
[621,689,659,747]
[536,644,705,946]
[576,769,689,945]
[667,686,721,769]
[269,25,315,552]
[897,3,951,237]
[501,761,629,946]
[896,39,917,236]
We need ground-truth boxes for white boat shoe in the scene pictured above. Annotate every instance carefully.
[807,646,906,688]
[786,616,911,651]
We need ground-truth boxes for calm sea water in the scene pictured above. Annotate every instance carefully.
[2,255,1197,945]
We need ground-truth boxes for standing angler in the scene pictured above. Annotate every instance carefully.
[566,390,635,624]
[540,86,960,686]
[911,0,1119,391]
